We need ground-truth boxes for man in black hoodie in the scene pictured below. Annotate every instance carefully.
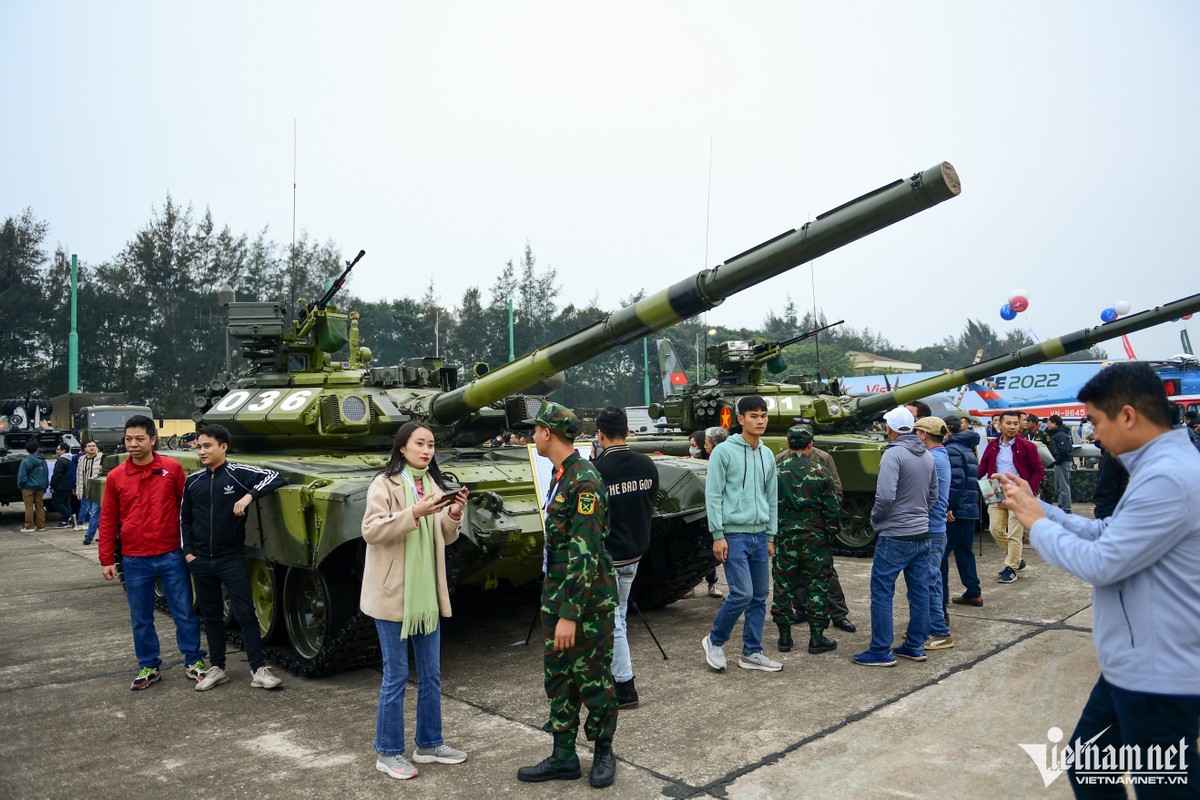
[592,407,659,710]
[182,424,287,692]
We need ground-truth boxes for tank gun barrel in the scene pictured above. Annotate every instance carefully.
[854,292,1200,417]
[431,162,962,423]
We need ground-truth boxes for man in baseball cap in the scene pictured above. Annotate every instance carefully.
[914,416,953,651]
[853,405,937,667]
[882,405,915,434]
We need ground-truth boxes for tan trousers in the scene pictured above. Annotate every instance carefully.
[988,505,1024,571]
[21,489,46,530]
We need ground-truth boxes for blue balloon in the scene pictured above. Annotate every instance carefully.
[1100,308,1118,323]
[1000,303,1017,321]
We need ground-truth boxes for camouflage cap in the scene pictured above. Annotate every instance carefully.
[787,423,814,449]
[523,401,580,439]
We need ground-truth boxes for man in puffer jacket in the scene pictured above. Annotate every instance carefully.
[942,417,982,607]
[1046,415,1074,513]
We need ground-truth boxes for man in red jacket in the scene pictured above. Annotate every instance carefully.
[98,415,207,690]
[978,410,1045,584]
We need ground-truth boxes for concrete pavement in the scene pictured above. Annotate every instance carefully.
[0,509,1101,798]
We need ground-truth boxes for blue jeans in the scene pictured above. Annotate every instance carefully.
[612,562,638,683]
[941,517,981,602]
[122,550,205,669]
[927,532,949,637]
[868,536,931,654]
[374,619,443,756]
[709,532,771,655]
[190,554,266,672]
[1068,675,1200,798]
[80,499,100,541]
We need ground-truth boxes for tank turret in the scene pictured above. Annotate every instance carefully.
[127,162,966,676]
[639,292,1200,556]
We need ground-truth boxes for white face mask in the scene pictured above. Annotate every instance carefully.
[689,447,702,458]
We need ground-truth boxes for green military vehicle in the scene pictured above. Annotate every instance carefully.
[634,296,1200,555]
[50,393,153,453]
[100,162,965,675]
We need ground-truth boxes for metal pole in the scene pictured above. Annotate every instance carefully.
[68,254,79,392]
[507,298,515,361]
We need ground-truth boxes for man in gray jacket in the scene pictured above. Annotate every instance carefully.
[998,363,1200,793]
[853,406,937,667]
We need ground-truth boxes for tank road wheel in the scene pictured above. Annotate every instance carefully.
[222,559,281,641]
[629,518,718,610]
[247,557,282,642]
[282,566,352,665]
[833,493,878,557]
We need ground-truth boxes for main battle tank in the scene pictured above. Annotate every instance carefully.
[640,294,1200,555]
[107,162,964,676]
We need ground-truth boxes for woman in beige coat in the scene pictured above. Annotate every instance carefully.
[362,421,469,781]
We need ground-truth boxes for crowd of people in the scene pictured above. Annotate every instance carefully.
[19,361,1196,793]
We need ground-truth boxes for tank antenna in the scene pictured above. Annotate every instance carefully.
[290,119,298,322]
[702,137,713,377]
[810,214,822,380]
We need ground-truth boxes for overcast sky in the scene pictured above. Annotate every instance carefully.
[4,1,1197,363]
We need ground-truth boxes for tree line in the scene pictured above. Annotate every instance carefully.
[1,200,1104,419]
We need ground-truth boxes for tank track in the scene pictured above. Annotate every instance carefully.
[629,517,719,610]
[156,599,381,678]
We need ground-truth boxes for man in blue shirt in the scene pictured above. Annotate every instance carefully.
[915,417,953,650]
[998,363,1200,795]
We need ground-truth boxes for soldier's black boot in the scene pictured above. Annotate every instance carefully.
[589,738,616,788]
[777,624,793,652]
[615,678,639,710]
[517,732,581,782]
[808,634,837,654]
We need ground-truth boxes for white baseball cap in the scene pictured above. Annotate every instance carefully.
[883,405,915,433]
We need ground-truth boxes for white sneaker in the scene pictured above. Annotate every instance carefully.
[706,583,724,598]
[377,754,419,780]
[20,527,35,533]
[195,665,229,691]
[738,651,784,672]
[412,744,467,764]
[702,635,727,671]
[251,666,282,689]
[74,524,87,531]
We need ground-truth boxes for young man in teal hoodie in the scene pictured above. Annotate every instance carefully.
[701,396,782,673]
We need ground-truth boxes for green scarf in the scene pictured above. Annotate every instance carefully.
[398,464,440,639]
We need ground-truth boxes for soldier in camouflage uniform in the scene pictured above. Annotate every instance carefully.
[516,402,620,789]
[772,424,841,655]
[1024,413,1053,447]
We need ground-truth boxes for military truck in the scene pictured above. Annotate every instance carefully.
[51,393,153,452]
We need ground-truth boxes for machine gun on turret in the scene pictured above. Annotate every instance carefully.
[711,320,845,386]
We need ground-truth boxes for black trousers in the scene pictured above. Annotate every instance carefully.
[1068,675,1200,799]
[189,553,266,672]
